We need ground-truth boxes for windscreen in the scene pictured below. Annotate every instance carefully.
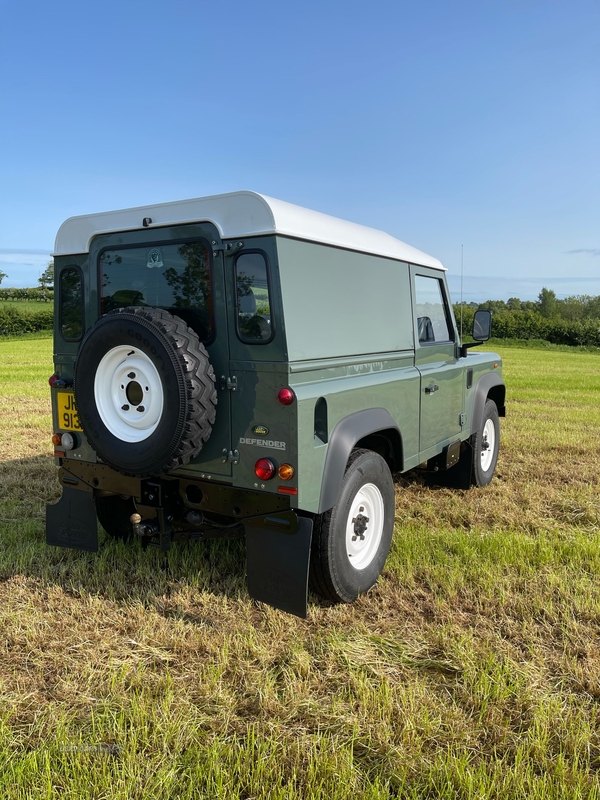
[100,241,212,340]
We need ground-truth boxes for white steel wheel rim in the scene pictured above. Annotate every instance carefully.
[345,483,385,571]
[480,418,496,472]
[94,345,164,443]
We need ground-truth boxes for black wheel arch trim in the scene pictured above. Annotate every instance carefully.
[318,408,402,514]
[471,373,506,434]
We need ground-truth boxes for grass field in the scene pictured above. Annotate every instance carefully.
[1,337,600,798]
[0,299,53,313]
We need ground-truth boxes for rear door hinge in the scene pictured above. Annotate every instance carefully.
[220,375,237,391]
[459,412,466,427]
[212,241,244,257]
[221,448,240,465]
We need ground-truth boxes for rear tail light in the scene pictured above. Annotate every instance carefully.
[52,432,75,450]
[277,388,295,405]
[255,458,276,481]
[49,374,59,387]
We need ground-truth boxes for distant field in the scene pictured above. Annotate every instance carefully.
[0,298,53,313]
[1,339,600,798]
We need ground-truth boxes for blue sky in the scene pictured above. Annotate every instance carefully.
[0,0,598,300]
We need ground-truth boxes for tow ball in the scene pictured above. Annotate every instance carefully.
[130,512,157,538]
[130,511,171,552]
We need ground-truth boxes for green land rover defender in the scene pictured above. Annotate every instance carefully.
[46,191,505,617]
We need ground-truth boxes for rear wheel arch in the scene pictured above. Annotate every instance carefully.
[317,409,402,514]
[355,430,403,472]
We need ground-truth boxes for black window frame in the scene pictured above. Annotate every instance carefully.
[97,235,216,346]
[413,273,455,346]
[59,264,85,342]
[233,249,275,345]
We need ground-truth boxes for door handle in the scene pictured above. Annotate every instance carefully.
[424,383,439,394]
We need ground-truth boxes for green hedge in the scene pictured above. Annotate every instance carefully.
[0,305,53,336]
[456,306,600,348]
[0,287,54,302]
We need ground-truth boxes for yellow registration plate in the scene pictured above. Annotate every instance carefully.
[57,391,83,432]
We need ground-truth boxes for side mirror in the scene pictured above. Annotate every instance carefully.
[460,309,492,357]
[473,309,491,341]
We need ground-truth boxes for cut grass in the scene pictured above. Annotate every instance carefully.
[1,338,600,798]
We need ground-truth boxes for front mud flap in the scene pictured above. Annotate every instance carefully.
[46,486,99,552]
[245,511,313,618]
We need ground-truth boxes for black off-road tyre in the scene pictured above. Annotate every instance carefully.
[95,494,136,541]
[309,448,395,604]
[472,398,500,487]
[74,307,217,478]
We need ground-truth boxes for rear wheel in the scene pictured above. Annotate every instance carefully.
[95,494,136,541]
[310,449,395,603]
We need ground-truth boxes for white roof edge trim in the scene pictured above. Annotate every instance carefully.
[53,190,445,270]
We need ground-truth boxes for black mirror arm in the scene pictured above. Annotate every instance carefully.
[460,340,484,358]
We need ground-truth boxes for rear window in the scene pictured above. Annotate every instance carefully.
[60,266,84,340]
[100,241,213,341]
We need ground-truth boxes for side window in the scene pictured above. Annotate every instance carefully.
[414,275,452,343]
[235,252,272,342]
[60,267,84,340]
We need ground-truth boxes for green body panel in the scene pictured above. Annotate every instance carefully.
[463,350,503,429]
[276,238,414,361]
[290,353,420,512]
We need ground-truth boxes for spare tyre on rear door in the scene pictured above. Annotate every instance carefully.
[73,306,217,477]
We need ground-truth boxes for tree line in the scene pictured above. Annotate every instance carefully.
[463,287,600,322]
[456,288,600,348]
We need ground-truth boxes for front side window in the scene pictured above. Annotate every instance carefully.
[100,241,212,341]
[60,267,83,340]
[414,275,452,343]
[235,252,272,342]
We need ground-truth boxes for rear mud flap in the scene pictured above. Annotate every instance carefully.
[46,487,99,552]
[245,511,313,618]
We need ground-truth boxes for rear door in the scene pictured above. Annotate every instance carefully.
[93,223,234,478]
[411,266,464,458]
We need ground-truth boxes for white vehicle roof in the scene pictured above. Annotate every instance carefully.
[53,190,445,270]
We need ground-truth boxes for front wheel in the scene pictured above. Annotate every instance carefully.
[472,399,500,487]
[310,449,395,603]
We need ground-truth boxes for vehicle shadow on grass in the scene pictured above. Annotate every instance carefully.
[0,455,250,613]
[0,455,439,616]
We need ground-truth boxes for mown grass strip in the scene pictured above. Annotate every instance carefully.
[0,338,600,798]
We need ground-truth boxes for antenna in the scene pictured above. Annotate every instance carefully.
[460,244,464,339]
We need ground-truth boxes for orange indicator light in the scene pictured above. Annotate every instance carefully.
[277,463,295,481]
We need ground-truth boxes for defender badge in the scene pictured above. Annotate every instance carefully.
[146,248,164,269]
[252,425,269,436]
